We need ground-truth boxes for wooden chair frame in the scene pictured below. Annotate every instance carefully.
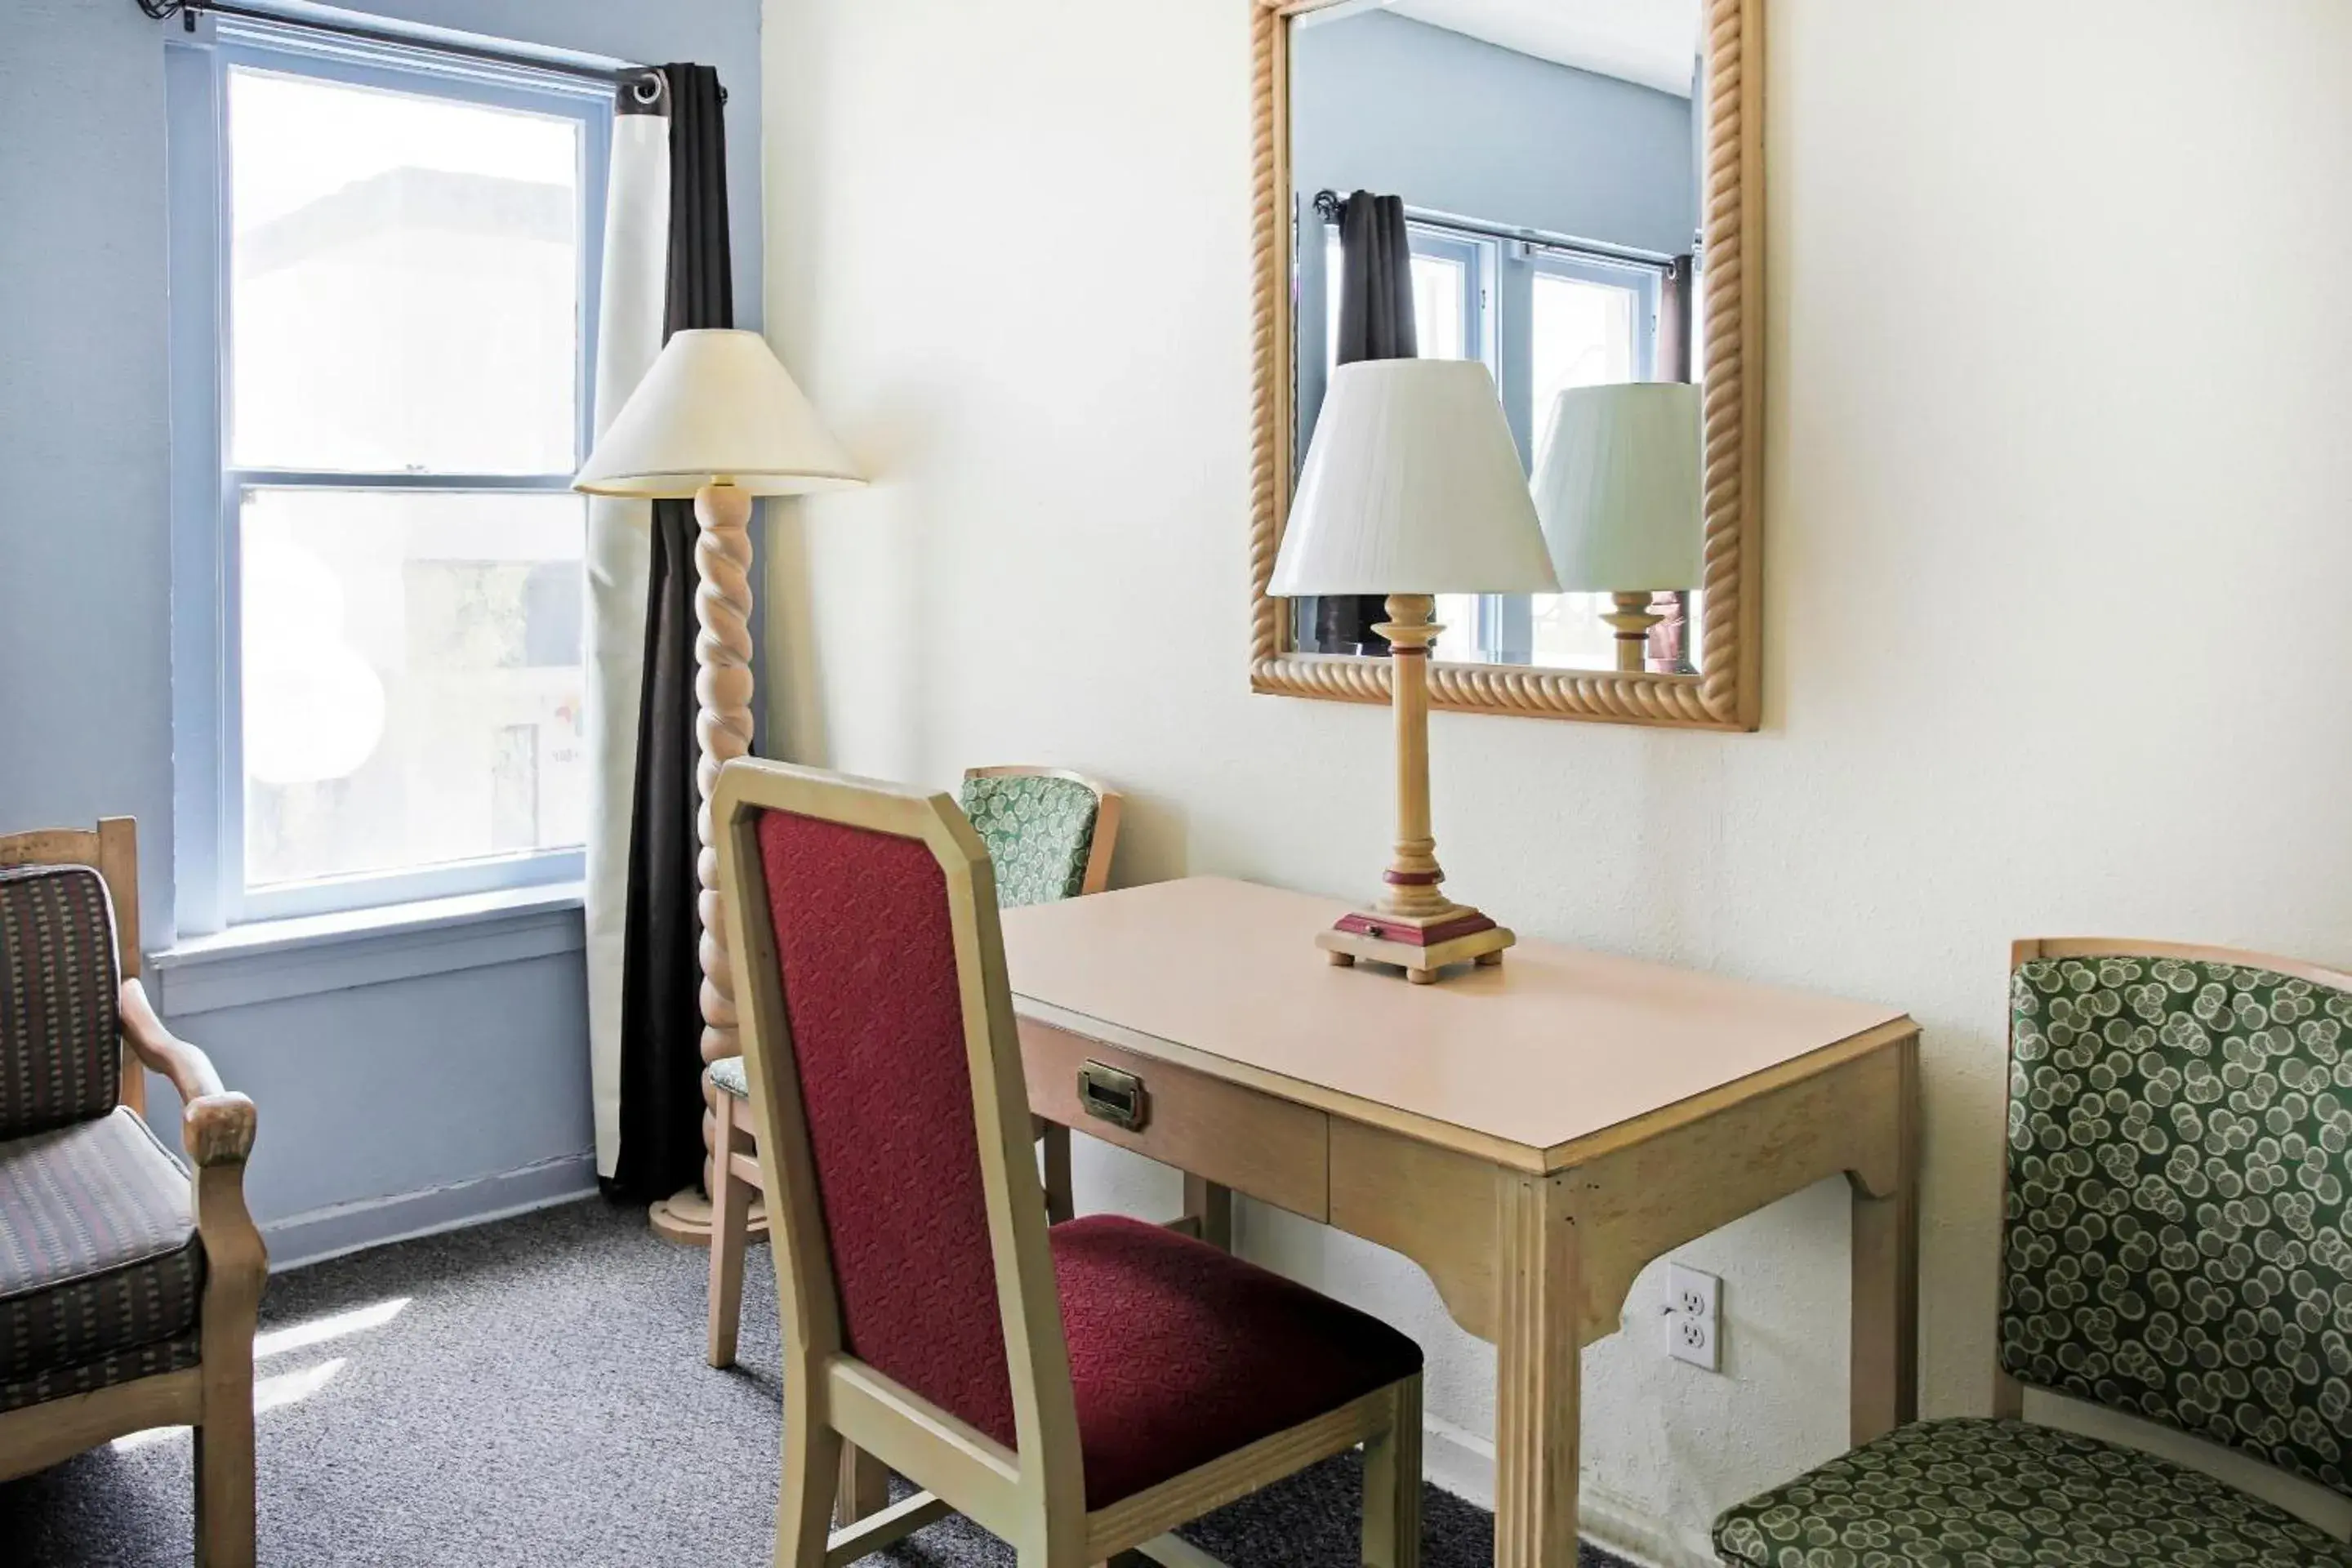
[706,768,1124,1524]
[1992,935,2352,1435]
[712,760,1420,1568]
[0,817,265,1568]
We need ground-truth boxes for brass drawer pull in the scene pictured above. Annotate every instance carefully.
[1077,1060,1149,1132]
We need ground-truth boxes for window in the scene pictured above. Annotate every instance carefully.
[169,26,610,929]
[1310,214,1677,666]
[1520,252,1660,669]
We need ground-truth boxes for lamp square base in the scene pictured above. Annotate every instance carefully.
[1316,915,1515,985]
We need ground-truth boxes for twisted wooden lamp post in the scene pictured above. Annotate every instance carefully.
[576,328,863,1241]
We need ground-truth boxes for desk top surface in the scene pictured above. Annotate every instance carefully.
[1002,876,1912,1167]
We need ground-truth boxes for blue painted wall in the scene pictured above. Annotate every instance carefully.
[1291,9,1695,254]
[0,0,762,1263]
[1290,11,1696,471]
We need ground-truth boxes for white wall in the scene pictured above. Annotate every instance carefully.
[759,1,2352,1560]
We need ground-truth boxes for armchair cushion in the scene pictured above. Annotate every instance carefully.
[958,774,1099,908]
[0,1107,205,1413]
[0,863,122,1138]
[1054,1214,1423,1510]
[1713,1418,2352,1567]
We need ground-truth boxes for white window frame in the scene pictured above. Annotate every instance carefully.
[1481,246,1665,664]
[166,20,612,935]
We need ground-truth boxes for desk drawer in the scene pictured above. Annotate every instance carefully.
[1019,1019,1329,1221]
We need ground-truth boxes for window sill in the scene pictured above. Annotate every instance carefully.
[150,883,586,1018]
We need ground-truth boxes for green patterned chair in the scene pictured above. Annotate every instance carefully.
[1715,938,2352,1567]
[702,766,1122,1367]
[0,818,266,1568]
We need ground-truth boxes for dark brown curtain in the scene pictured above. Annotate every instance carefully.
[612,64,733,1204]
[1659,252,1695,384]
[1304,190,1418,656]
[1648,252,1699,674]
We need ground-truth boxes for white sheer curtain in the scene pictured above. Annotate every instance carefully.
[586,100,670,1178]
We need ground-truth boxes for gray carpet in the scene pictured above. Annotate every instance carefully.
[1,1200,1631,1567]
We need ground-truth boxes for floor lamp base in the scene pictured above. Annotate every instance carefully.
[648,1185,770,1248]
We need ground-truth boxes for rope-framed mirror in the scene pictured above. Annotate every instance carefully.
[1249,0,1764,730]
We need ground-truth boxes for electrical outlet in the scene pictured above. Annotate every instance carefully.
[1665,1263,1720,1371]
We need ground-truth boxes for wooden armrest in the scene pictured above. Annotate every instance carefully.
[119,978,256,1167]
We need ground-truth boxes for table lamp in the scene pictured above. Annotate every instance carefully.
[1530,382,1703,671]
[575,328,863,1236]
[1269,359,1558,983]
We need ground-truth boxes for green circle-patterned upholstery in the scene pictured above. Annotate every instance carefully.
[1714,950,2352,1564]
[1713,1417,2352,1566]
[2004,956,2352,1494]
[957,773,1100,910]
[708,1053,748,1100]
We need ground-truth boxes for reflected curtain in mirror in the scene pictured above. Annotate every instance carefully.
[1303,189,1419,657]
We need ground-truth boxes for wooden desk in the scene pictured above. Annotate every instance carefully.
[1004,876,1919,1568]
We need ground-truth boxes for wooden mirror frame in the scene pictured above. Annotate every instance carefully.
[1249,0,1764,731]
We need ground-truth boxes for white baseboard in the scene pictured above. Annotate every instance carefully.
[262,1154,599,1272]
[1419,1413,1717,1568]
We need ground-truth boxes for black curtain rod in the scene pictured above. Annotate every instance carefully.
[135,0,675,105]
[1311,189,1677,272]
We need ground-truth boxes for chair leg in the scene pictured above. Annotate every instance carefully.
[1040,1120,1075,1226]
[774,1400,840,1568]
[1361,1375,1422,1568]
[708,1094,749,1369]
[194,1163,264,1568]
[835,1443,888,1529]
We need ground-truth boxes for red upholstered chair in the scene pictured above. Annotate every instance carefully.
[713,760,1425,1568]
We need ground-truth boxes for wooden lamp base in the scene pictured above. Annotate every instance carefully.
[648,1184,770,1246]
[1319,908,1513,985]
[1323,594,1517,986]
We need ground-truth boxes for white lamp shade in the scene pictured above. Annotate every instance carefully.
[1530,382,1703,593]
[573,328,865,498]
[1269,359,1558,597]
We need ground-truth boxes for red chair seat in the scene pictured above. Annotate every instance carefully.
[1052,1214,1423,1509]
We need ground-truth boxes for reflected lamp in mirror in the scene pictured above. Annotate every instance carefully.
[1268,359,1557,984]
[1530,382,1704,673]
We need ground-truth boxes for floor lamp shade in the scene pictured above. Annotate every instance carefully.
[1270,360,1557,598]
[1530,382,1703,593]
[574,329,864,497]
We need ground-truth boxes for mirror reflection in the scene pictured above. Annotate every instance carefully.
[1290,0,1708,675]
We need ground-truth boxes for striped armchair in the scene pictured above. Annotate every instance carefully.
[0,819,265,1568]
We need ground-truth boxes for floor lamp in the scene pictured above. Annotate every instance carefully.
[575,328,864,1242]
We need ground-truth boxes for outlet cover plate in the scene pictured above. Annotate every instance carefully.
[1666,1263,1721,1371]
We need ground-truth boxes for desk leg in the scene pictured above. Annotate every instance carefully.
[1494,1175,1579,1568]
[1849,1043,1918,1445]
[1183,1174,1233,1250]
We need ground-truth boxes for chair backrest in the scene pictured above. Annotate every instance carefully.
[959,767,1121,908]
[2003,938,2352,1499]
[715,760,1079,1502]
[0,818,141,1136]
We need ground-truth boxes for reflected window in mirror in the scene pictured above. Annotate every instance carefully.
[1288,0,1708,675]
